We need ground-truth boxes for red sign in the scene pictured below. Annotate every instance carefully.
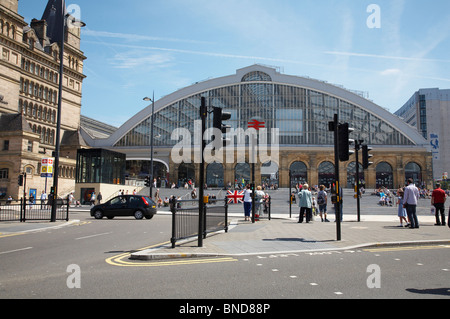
[248,119,265,131]
[227,190,244,204]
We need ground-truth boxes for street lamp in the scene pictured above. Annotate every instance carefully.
[51,0,85,222]
[143,93,155,199]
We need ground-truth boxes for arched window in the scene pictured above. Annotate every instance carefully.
[376,162,393,189]
[242,71,272,82]
[405,162,422,186]
[318,161,335,188]
[235,163,250,187]
[290,161,307,187]
[261,161,279,188]
[178,163,195,187]
[347,162,364,188]
[206,163,224,188]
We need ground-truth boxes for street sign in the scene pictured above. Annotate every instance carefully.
[40,158,54,178]
[248,119,265,131]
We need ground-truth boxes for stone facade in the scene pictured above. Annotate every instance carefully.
[0,0,86,200]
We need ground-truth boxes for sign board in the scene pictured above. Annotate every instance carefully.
[40,158,54,178]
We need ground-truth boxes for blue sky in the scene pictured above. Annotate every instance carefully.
[19,0,450,127]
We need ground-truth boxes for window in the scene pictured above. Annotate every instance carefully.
[27,140,33,152]
[3,140,9,151]
[0,168,8,180]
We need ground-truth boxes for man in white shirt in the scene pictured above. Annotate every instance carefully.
[403,178,420,228]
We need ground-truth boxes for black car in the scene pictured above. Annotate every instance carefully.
[90,195,157,220]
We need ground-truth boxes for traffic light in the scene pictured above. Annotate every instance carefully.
[213,107,232,149]
[144,176,151,187]
[18,174,24,186]
[338,123,354,162]
[362,145,373,169]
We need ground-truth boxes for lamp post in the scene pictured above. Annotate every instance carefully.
[51,0,85,222]
[143,93,155,199]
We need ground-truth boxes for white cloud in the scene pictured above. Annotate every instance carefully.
[109,51,174,70]
[82,28,211,44]
[380,68,401,76]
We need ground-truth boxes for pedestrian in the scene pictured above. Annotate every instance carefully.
[243,184,252,221]
[40,191,47,209]
[298,183,313,223]
[68,192,74,207]
[97,192,103,205]
[255,186,265,218]
[397,190,409,227]
[403,178,420,228]
[431,183,446,226]
[90,191,96,206]
[317,185,329,222]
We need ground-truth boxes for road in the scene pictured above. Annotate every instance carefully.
[0,209,449,300]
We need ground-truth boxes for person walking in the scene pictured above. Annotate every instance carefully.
[298,183,313,223]
[317,185,329,222]
[431,183,447,226]
[403,178,420,228]
[243,185,252,221]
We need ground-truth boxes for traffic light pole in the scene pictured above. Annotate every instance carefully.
[330,114,342,241]
[355,140,362,222]
[198,97,207,248]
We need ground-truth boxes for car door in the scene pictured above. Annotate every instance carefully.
[128,196,141,214]
[108,196,127,217]
[116,196,129,216]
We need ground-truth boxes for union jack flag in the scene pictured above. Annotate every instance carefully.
[227,190,244,204]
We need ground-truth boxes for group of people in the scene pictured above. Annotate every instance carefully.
[397,179,448,228]
[242,185,271,221]
[377,188,394,206]
[296,184,331,223]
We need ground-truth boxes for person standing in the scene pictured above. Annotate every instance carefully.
[431,183,446,226]
[255,186,265,218]
[397,190,409,227]
[243,185,252,221]
[317,185,329,222]
[298,183,313,223]
[40,191,47,209]
[403,178,420,228]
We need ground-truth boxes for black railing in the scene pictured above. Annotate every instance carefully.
[170,198,228,248]
[0,199,69,222]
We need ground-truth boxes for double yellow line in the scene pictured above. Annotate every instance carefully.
[364,244,450,253]
[105,242,238,267]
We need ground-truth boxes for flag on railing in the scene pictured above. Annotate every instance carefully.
[227,190,244,204]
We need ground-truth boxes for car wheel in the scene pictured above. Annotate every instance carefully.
[93,210,103,219]
[134,210,144,220]
[144,214,154,220]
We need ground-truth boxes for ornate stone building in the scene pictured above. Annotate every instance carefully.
[0,0,86,199]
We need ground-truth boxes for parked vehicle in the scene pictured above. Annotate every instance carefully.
[90,195,156,220]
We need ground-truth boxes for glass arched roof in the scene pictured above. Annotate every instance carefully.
[104,65,427,149]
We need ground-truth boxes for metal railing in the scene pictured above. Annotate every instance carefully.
[0,199,69,222]
[170,198,228,249]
